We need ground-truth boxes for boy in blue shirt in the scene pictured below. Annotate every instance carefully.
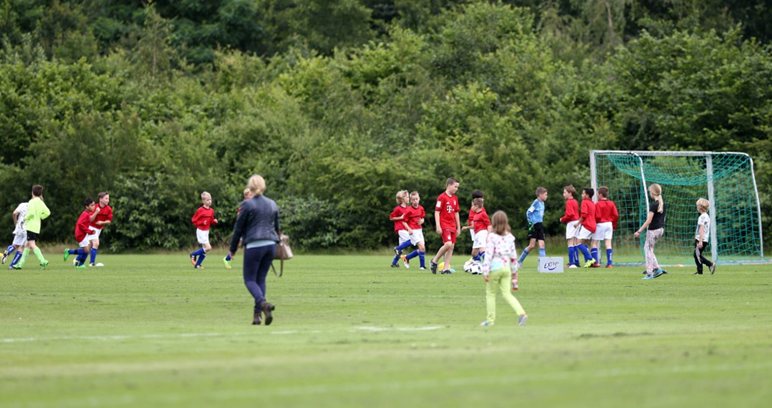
[517,187,548,266]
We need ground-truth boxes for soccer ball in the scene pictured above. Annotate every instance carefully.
[463,259,482,275]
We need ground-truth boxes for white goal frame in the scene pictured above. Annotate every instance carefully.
[590,150,764,262]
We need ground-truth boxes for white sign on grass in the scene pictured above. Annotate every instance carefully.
[538,257,564,273]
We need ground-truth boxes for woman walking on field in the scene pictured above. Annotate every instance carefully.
[228,175,280,325]
[634,183,667,280]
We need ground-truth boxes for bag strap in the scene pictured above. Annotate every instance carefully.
[271,259,284,277]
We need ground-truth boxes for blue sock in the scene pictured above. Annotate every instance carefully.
[570,246,579,265]
[90,248,98,264]
[406,250,419,261]
[517,248,530,264]
[591,248,599,264]
[195,251,207,267]
[538,248,546,257]
[75,248,88,265]
[391,253,400,266]
[190,248,205,258]
[578,244,592,262]
[5,245,14,255]
[225,254,232,261]
[396,240,412,252]
[418,251,425,268]
[606,249,613,266]
[10,251,22,267]
[68,249,79,255]
[473,251,484,262]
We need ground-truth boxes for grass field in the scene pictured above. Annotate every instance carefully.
[1,251,771,407]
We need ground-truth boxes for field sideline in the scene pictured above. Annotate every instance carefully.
[1,253,771,407]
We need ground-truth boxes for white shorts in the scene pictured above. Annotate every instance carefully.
[409,230,425,246]
[593,222,613,241]
[196,229,210,245]
[565,220,579,239]
[575,225,594,241]
[78,236,90,248]
[12,232,26,247]
[85,228,102,242]
[397,230,411,245]
[472,230,488,249]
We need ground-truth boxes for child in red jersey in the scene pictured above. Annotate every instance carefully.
[400,191,428,270]
[575,188,597,268]
[85,192,113,267]
[64,198,96,268]
[462,197,491,273]
[190,192,218,269]
[389,190,410,268]
[431,178,461,275]
[591,186,619,268]
[560,185,580,268]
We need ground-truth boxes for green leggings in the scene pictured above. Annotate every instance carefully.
[485,268,526,324]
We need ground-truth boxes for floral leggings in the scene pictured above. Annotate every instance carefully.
[644,228,664,273]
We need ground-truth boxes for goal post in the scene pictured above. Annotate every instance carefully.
[590,150,765,266]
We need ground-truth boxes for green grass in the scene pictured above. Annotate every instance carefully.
[1,251,771,407]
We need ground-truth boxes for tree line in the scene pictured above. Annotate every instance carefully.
[0,0,769,251]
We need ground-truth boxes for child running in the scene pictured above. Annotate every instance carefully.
[64,198,96,268]
[560,185,580,268]
[190,191,218,270]
[12,185,50,270]
[431,178,461,275]
[400,191,427,270]
[389,190,411,268]
[517,187,548,266]
[86,192,113,267]
[480,210,527,327]
[693,198,716,275]
[591,186,619,268]
[2,200,28,269]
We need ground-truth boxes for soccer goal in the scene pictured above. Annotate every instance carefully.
[590,151,765,266]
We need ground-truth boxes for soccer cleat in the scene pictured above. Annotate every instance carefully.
[400,255,410,269]
[94,263,104,267]
[195,265,205,270]
[710,264,717,275]
[693,271,703,275]
[605,264,613,269]
[584,260,596,268]
[63,249,70,262]
[1,254,6,264]
[419,267,426,271]
[12,264,21,270]
[89,263,95,267]
[40,260,49,270]
[440,269,452,275]
[653,268,667,278]
[518,314,528,327]
[190,256,196,266]
[75,264,86,269]
[430,262,438,274]
[568,264,578,269]
[252,309,262,325]
[390,263,399,268]
[223,257,232,270]
[642,274,654,280]
[480,320,494,327]
[590,262,601,268]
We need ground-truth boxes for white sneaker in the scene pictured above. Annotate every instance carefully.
[568,264,578,269]
[95,263,104,267]
[400,255,410,269]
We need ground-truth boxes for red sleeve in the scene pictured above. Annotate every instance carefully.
[467,210,474,226]
[611,202,619,229]
[390,206,402,219]
[595,202,602,222]
[482,210,491,228]
[192,208,202,225]
[105,206,113,222]
[580,201,589,219]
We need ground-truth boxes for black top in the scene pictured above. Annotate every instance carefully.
[229,195,280,253]
[648,199,666,230]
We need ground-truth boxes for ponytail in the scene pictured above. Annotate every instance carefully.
[650,184,664,213]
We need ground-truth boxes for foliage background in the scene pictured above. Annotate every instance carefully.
[0,0,769,251]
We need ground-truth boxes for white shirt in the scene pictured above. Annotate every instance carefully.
[481,232,518,276]
[695,213,710,241]
[13,202,28,235]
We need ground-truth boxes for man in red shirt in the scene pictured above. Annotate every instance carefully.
[592,186,619,268]
[86,192,113,267]
[190,192,218,269]
[64,198,96,268]
[575,188,597,268]
[560,185,580,268]
[431,178,461,275]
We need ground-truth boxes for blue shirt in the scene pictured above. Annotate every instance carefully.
[526,199,544,224]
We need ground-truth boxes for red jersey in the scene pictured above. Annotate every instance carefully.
[405,205,425,230]
[90,204,113,230]
[75,210,93,242]
[435,192,460,230]
[192,206,217,231]
[595,199,619,229]
[580,200,597,233]
[560,198,579,223]
[390,205,407,232]
[471,208,491,233]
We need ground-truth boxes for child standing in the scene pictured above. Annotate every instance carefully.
[517,187,548,266]
[431,178,461,275]
[591,187,619,268]
[634,184,667,280]
[480,211,527,327]
[190,192,218,269]
[575,188,597,268]
[64,198,96,268]
[693,198,716,275]
[462,196,490,264]
[389,190,411,268]
[560,185,580,268]
[401,191,427,270]
[12,185,50,270]
[2,201,28,269]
